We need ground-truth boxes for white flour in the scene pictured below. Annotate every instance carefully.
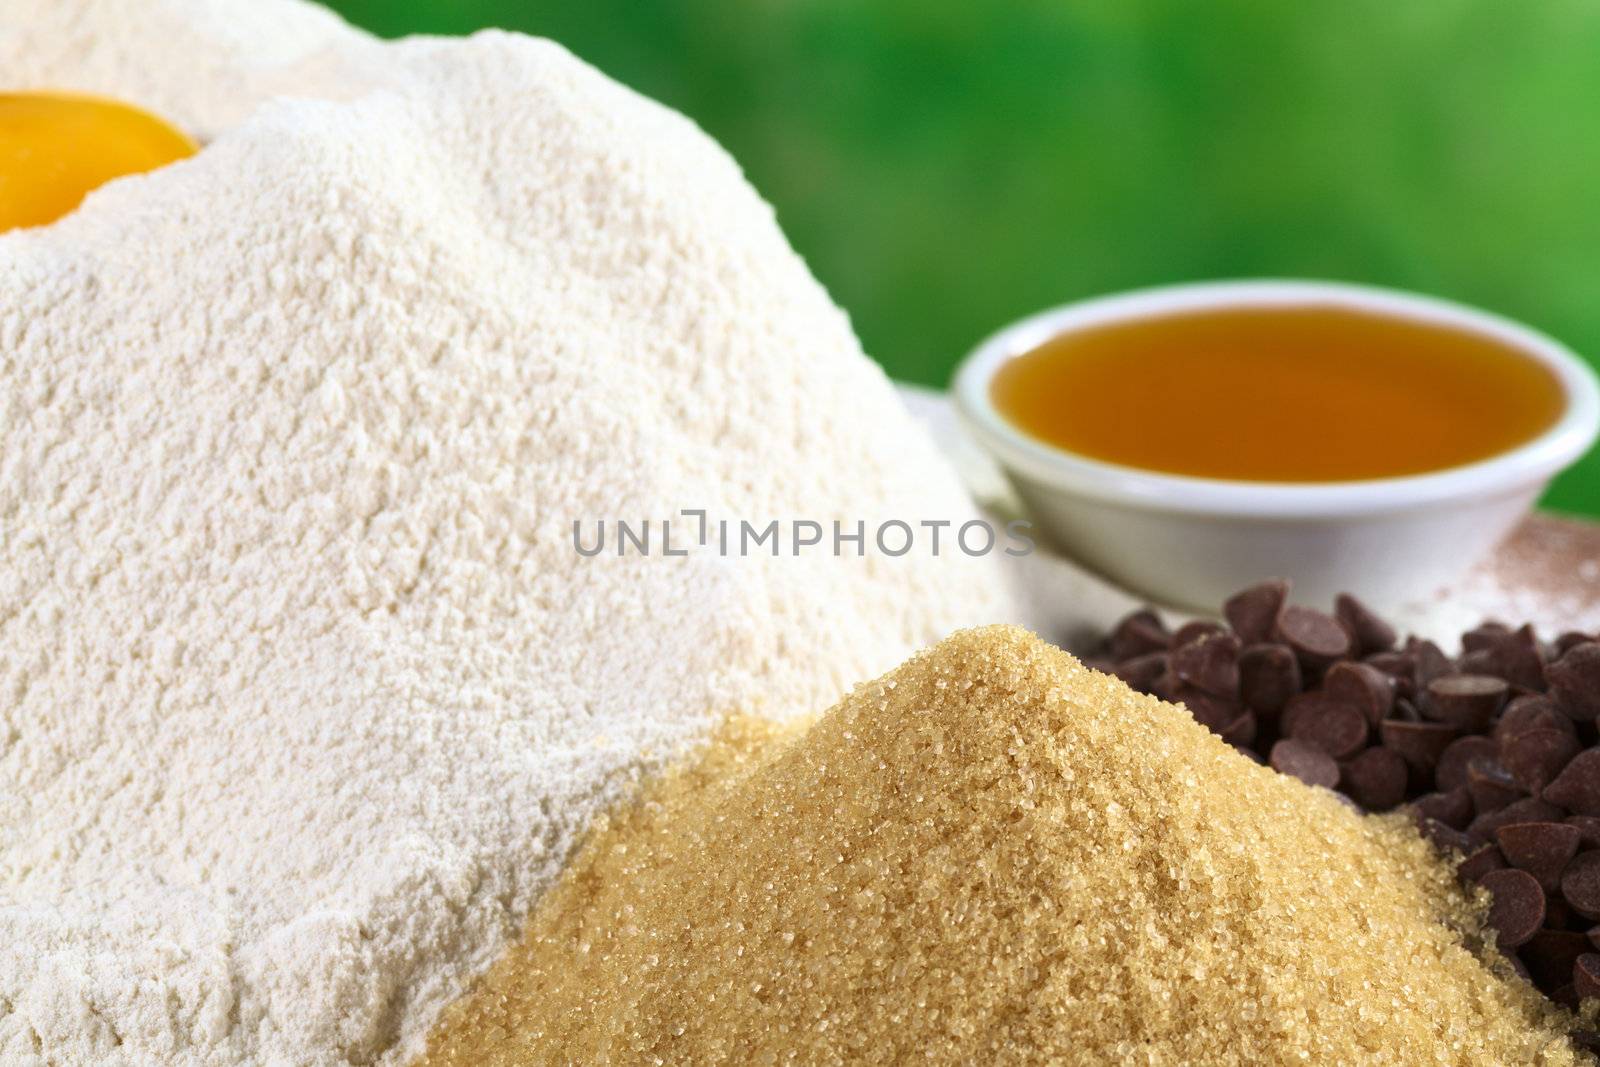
[0,3,1019,1063]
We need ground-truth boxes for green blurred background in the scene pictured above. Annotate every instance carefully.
[327,0,1600,516]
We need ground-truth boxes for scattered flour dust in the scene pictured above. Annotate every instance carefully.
[1389,516,1600,644]
[0,2,1019,1064]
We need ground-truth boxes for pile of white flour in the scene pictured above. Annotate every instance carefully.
[0,2,1018,1063]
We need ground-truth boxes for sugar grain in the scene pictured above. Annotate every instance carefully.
[419,627,1587,1065]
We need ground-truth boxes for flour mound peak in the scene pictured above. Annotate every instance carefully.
[0,8,1012,1064]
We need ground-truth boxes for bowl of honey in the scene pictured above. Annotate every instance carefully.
[954,280,1600,611]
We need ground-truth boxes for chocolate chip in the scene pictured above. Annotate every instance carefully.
[1418,817,1472,854]
[1269,738,1339,790]
[1573,1031,1600,1057]
[1169,685,1240,733]
[1340,746,1408,810]
[1495,822,1582,892]
[1112,651,1168,693]
[1547,894,1578,931]
[1412,787,1474,830]
[1557,633,1596,657]
[1335,593,1397,656]
[1365,651,1417,701]
[1456,649,1498,677]
[1274,605,1352,671]
[1324,661,1394,726]
[1365,650,1412,677]
[1409,639,1456,689]
[1570,816,1600,850]
[1379,719,1458,775]
[1223,579,1289,645]
[1480,867,1546,948]
[1279,691,1318,736]
[1424,674,1509,731]
[1522,929,1593,989]
[1218,710,1258,747]
[1462,621,1513,653]
[1473,624,1547,693]
[1495,696,1574,745]
[1390,697,1422,722]
[1238,644,1301,715]
[1286,695,1369,760]
[1501,728,1582,795]
[1109,608,1170,660]
[1574,954,1600,1003]
[1545,750,1600,816]
[1564,852,1600,920]
[1171,619,1228,650]
[1549,644,1600,722]
[1466,758,1525,815]
[1469,798,1565,843]
[1435,736,1498,793]
[1457,843,1506,882]
[1170,631,1241,699]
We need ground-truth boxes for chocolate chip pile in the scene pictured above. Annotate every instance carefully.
[1091,580,1600,1009]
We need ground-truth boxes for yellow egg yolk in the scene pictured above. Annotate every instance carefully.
[1,91,197,234]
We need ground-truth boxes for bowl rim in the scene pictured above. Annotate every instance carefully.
[952,278,1600,519]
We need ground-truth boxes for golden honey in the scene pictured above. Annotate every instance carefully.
[990,304,1566,482]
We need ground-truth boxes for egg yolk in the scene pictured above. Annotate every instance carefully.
[0,91,197,234]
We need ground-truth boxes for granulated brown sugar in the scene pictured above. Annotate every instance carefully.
[417,627,1586,1065]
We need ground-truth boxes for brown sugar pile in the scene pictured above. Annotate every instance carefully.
[416,626,1586,1065]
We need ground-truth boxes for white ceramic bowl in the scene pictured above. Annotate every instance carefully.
[954,280,1600,612]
